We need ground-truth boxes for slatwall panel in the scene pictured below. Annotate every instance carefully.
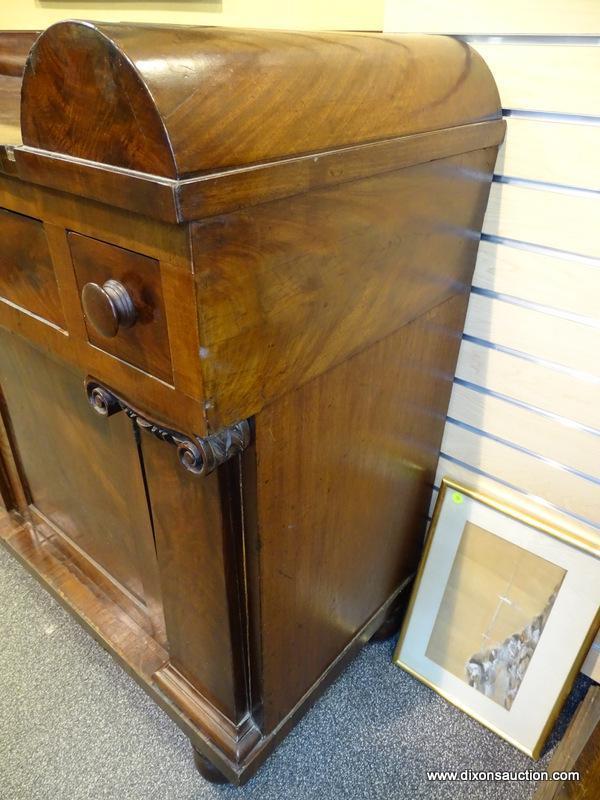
[384,7,600,678]
[498,117,600,189]
[384,1,600,35]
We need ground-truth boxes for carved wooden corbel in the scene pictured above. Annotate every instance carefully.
[84,378,250,477]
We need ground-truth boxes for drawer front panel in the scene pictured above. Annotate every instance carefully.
[68,232,173,382]
[0,207,64,327]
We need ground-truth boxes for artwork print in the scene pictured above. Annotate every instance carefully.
[426,522,565,710]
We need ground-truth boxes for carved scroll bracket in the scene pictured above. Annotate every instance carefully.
[84,378,250,477]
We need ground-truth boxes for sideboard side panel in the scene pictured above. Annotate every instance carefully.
[252,292,468,731]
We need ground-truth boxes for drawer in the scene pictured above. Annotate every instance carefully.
[0,207,64,327]
[69,232,172,382]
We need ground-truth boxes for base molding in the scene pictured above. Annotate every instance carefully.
[153,663,262,763]
[0,508,413,785]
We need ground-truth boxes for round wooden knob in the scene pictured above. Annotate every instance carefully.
[81,279,137,338]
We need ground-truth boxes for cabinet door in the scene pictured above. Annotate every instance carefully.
[0,328,161,617]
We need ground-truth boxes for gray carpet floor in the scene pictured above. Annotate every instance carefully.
[0,545,590,800]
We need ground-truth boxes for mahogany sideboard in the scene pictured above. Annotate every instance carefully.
[0,22,504,784]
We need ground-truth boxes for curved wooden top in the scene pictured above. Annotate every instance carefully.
[21,21,501,179]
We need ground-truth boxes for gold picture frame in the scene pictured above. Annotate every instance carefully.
[393,478,600,759]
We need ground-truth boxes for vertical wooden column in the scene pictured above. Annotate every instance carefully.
[141,434,250,724]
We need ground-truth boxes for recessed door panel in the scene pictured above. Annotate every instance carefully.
[0,328,156,604]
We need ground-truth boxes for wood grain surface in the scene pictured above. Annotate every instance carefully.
[140,435,246,722]
[253,293,468,731]
[0,20,503,782]
[20,22,501,177]
[69,232,173,383]
[0,207,64,326]
[0,31,39,77]
[3,118,504,225]
[0,330,156,604]
[193,147,496,427]
[0,173,206,435]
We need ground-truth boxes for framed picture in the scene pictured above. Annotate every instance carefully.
[393,478,600,758]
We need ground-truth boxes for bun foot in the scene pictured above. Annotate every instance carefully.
[371,589,411,641]
[192,747,229,784]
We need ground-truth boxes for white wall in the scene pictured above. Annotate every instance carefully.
[385,1,600,679]
[0,0,381,30]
